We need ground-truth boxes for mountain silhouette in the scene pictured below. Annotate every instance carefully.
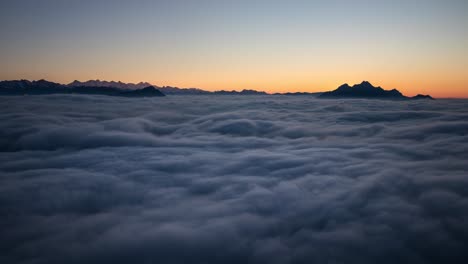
[1,79,434,99]
[158,86,210,95]
[273,92,323,96]
[1,79,269,96]
[213,89,267,95]
[119,86,165,97]
[411,94,434,100]
[0,80,165,97]
[319,81,433,100]
[68,80,153,90]
[69,80,210,95]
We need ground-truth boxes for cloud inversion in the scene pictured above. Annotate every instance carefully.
[1,95,468,264]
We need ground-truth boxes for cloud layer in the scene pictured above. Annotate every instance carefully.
[1,95,468,264]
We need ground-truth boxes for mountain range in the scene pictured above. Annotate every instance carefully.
[68,80,153,90]
[67,80,276,95]
[0,79,275,96]
[0,80,165,97]
[0,79,434,99]
[68,80,209,95]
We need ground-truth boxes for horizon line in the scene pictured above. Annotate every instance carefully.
[2,78,468,99]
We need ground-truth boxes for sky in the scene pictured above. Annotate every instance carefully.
[0,0,467,97]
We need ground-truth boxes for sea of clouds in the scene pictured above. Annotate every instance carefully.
[1,94,468,264]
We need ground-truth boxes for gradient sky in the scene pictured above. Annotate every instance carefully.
[1,0,467,97]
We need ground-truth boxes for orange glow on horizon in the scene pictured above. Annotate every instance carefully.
[40,77,468,98]
[2,59,466,98]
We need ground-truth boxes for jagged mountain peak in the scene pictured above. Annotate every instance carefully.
[320,81,433,100]
[67,80,156,90]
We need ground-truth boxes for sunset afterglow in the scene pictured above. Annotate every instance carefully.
[1,0,467,97]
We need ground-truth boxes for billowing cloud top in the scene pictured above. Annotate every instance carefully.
[1,94,468,263]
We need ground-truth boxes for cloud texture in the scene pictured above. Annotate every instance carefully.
[1,95,468,264]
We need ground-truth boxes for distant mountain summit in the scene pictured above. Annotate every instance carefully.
[213,89,267,95]
[68,80,154,90]
[412,94,434,100]
[319,81,433,100]
[159,86,210,95]
[119,86,165,97]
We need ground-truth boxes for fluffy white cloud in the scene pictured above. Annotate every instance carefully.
[1,95,468,263]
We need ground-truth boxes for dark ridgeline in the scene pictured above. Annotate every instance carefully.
[273,92,323,96]
[70,80,210,95]
[0,80,270,96]
[319,81,434,100]
[68,80,154,90]
[119,86,165,97]
[0,80,165,97]
[213,89,268,95]
[411,94,435,100]
[159,86,210,95]
[0,79,434,99]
